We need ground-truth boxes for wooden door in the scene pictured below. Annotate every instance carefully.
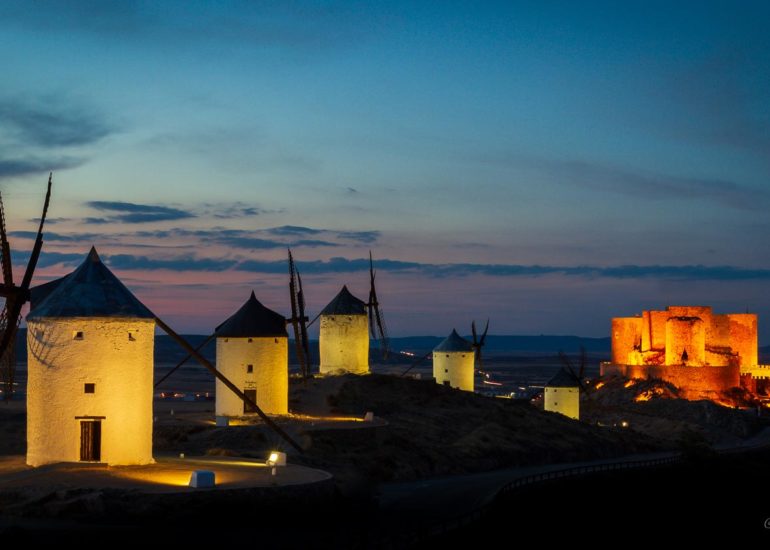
[243,389,257,413]
[80,420,102,461]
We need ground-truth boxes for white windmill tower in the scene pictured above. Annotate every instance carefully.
[215,291,289,416]
[26,247,155,466]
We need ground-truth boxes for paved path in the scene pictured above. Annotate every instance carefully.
[378,426,770,525]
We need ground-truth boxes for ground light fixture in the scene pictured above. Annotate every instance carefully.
[267,451,287,466]
[189,470,216,488]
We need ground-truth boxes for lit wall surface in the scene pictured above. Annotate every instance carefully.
[26,318,155,467]
[319,315,369,375]
[215,336,288,416]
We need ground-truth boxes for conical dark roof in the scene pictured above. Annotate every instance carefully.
[28,247,154,319]
[216,291,287,338]
[546,368,581,388]
[321,285,367,315]
[434,329,474,352]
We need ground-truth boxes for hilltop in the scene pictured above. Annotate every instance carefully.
[153,373,664,493]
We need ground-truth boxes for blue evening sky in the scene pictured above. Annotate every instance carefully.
[1,1,769,339]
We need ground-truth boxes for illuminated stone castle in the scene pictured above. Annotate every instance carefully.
[602,306,769,399]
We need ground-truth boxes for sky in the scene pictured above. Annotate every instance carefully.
[1,1,770,341]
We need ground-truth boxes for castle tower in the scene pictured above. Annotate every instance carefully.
[318,285,369,375]
[26,247,155,466]
[433,329,475,391]
[215,292,288,416]
[665,316,705,366]
[544,368,580,420]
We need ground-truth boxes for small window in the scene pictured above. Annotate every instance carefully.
[274,338,278,344]
[443,381,451,386]
[128,332,136,341]
[554,402,558,406]
[73,331,84,340]
[446,354,449,358]
[84,383,95,394]
[224,338,229,343]
[248,338,253,343]
[444,369,449,373]
[246,365,254,374]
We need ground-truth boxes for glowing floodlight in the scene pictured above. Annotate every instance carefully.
[267,451,286,466]
[363,411,374,422]
[189,470,216,488]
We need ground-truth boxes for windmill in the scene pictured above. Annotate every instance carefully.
[316,251,388,374]
[558,346,588,392]
[156,251,311,387]
[152,252,307,452]
[367,251,388,360]
[0,174,52,400]
[402,320,490,388]
[288,249,310,378]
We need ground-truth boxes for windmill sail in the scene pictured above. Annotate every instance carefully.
[368,251,389,359]
[0,174,53,399]
[288,249,310,378]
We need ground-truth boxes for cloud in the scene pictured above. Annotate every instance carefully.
[28,250,766,282]
[204,202,280,219]
[10,250,86,269]
[266,225,323,236]
[0,157,82,180]
[126,227,355,250]
[544,158,767,211]
[336,230,380,244]
[8,230,101,242]
[105,254,238,272]
[215,235,339,250]
[182,228,339,249]
[266,226,380,244]
[28,217,70,225]
[0,96,113,148]
[84,201,196,223]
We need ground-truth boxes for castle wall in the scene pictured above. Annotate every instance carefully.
[611,317,642,365]
[215,336,288,416]
[433,351,474,391]
[601,362,740,400]
[705,349,731,367]
[727,314,758,370]
[26,317,155,467]
[319,314,369,375]
[665,317,705,366]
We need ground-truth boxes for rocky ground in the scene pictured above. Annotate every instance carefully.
[149,372,765,496]
[581,376,768,446]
